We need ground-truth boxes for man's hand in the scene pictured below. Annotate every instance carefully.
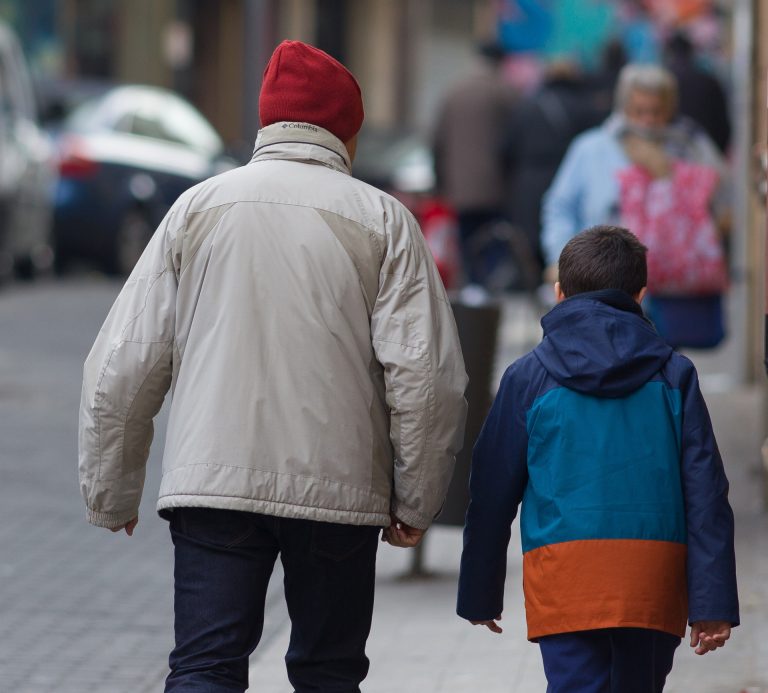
[690,620,731,655]
[109,517,138,536]
[381,514,425,548]
[470,616,503,634]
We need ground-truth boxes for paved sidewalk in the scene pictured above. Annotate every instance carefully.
[2,282,764,691]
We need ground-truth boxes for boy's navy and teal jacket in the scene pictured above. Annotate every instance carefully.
[457,290,738,640]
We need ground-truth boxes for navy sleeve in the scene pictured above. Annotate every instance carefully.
[679,362,739,626]
[457,363,529,621]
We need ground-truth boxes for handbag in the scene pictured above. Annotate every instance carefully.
[618,161,728,296]
[620,160,727,349]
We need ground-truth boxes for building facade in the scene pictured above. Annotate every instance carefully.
[5,0,492,147]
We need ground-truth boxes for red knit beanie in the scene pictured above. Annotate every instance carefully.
[259,40,364,143]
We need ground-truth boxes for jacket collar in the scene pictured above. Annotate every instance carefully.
[250,122,352,174]
[536,288,672,398]
[560,289,647,320]
[603,112,699,153]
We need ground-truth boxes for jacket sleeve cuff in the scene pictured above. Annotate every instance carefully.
[688,613,740,628]
[391,501,431,531]
[87,507,138,529]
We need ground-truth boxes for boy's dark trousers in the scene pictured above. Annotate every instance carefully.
[538,627,681,693]
[163,507,380,693]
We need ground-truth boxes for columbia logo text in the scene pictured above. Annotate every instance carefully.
[282,123,319,132]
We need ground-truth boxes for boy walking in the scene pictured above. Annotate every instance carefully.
[457,226,738,691]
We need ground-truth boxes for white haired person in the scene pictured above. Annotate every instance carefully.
[540,64,729,348]
[541,63,728,269]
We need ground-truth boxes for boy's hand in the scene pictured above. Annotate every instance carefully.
[470,616,503,634]
[690,621,731,655]
[382,514,425,548]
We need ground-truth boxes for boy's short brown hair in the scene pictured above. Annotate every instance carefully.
[558,225,647,298]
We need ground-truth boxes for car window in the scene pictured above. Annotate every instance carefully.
[112,110,135,133]
[7,37,35,119]
[65,87,223,156]
[136,94,222,155]
[127,112,177,142]
[0,59,13,120]
[0,30,35,122]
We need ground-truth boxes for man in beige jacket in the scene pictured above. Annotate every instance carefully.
[79,40,467,692]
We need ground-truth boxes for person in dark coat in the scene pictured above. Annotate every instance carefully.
[504,60,603,266]
[664,31,731,153]
[433,42,517,285]
[458,225,738,692]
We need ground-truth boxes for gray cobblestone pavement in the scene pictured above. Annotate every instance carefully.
[1,280,766,692]
[0,279,174,692]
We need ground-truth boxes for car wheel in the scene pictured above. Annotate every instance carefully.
[13,255,35,281]
[53,246,71,276]
[0,250,12,286]
[0,202,13,285]
[108,209,153,276]
[14,244,54,281]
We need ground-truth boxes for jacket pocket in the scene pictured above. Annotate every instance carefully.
[311,522,379,562]
[172,507,258,549]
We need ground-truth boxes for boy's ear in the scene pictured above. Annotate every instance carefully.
[554,281,567,303]
[635,286,648,304]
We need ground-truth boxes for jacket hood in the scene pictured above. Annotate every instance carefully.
[534,290,674,398]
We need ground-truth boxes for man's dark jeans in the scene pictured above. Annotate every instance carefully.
[163,507,380,692]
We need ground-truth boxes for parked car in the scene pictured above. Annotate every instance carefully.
[0,20,56,282]
[51,84,236,275]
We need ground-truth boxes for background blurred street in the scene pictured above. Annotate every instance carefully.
[1,1,767,691]
[0,276,765,692]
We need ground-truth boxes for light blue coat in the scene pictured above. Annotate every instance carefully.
[540,115,726,265]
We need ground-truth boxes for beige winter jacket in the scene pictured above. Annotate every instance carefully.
[79,123,468,531]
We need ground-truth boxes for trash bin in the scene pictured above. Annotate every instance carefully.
[436,294,501,526]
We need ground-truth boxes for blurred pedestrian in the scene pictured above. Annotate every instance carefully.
[78,40,467,693]
[458,226,739,692]
[541,63,728,272]
[588,38,628,121]
[433,41,517,286]
[664,31,731,153]
[541,64,730,348]
[504,58,603,267]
